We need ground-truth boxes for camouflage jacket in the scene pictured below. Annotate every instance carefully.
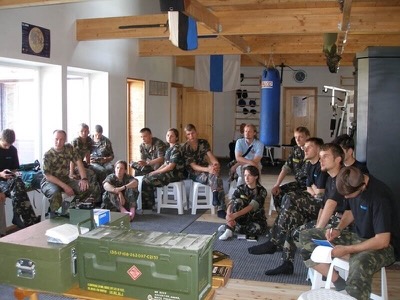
[42,143,80,182]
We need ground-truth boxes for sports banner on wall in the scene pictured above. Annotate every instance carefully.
[194,55,241,92]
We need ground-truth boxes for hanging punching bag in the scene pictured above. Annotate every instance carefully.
[259,68,280,146]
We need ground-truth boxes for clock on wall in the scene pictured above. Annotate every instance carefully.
[293,70,307,83]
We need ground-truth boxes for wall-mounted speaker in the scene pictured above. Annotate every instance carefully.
[159,0,184,12]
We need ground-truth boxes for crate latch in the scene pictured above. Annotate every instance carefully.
[16,258,36,279]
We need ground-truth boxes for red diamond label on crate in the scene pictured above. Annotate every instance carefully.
[127,265,142,280]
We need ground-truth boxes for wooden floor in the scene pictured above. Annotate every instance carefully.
[200,173,400,300]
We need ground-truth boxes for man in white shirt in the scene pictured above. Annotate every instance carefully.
[230,124,264,186]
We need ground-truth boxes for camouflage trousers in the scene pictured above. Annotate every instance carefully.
[40,178,93,212]
[72,167,101,203]
[189,171,226,210]
[228,198,268,236]
[0,177,37,226]
[102,186,139,212]
[141,171,182,210]
[89,162,114,183]
[269,190,322,262]
[130,162,154,176]
[299,227,395,300]
[272,181,304,211]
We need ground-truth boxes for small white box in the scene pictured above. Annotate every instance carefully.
[93,209,110,226]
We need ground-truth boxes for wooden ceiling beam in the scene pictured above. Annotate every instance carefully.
[220,35,250,53]
[139,34,400,57]
[175,53,356,68]
[183,0,221,33]
[76,14,217,41]
[76,6,400,41]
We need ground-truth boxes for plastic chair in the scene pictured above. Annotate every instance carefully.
[156,181,187,215]
[268,193,276,216]
[134,175,144,211]
[298,289,355,300]
[325,257,388,300]
[189,182,216,215]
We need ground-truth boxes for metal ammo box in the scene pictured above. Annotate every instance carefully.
[77,227,215,300]
[0,212,129,293]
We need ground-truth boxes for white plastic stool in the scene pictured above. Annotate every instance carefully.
[41,193,75,221]
[190,182,216,215]
[156,181,187,215]
[135,175,144,211]
[298,289,355,300]
[325,257,388,300]
[268,193,276,216]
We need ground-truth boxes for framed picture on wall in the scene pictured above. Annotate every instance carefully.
[21,22,50,58]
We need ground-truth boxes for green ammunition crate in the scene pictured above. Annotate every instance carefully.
[77,227,215,300]
[0,217,78,293]
[69,209,130,230]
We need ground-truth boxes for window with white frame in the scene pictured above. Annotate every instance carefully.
[0,65,40,164]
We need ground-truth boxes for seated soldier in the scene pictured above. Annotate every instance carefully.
[102,160,139,221]
[181,123,226,218]
[130,127,167,176]
[0,129,39,228]
[70,123,101,204]
[248,138,327,276]
[89,124,115,183]
[271,126,310,211]
[299,166,400,299]
[218,165,268,240]
[41,130,95,215]
[141,128,186,211]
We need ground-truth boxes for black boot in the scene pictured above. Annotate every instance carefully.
[333,275,346,291]
[265,261,294,276]
[248,241,277,255]
[12,213,25,229]
[212,190,220,206]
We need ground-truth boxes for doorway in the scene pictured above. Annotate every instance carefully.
[177,87,214,149]
[282,87,317,159]
[127,78,145,175]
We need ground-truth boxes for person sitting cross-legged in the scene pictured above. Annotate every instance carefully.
[219,165,268,240]
[102,160,139,221]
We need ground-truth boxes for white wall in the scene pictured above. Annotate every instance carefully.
[0,0,355,162]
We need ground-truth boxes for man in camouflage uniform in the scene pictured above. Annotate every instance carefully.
[130,127,167,176]
[70,123,101,204]
[249,138,328,274]
[141,128,186,210]
[41,130,94,214]
[300,166,400,300]
[89,124,115,183]
[271,126,310,211]
[0,129,38,229]
[182,124,226,217]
